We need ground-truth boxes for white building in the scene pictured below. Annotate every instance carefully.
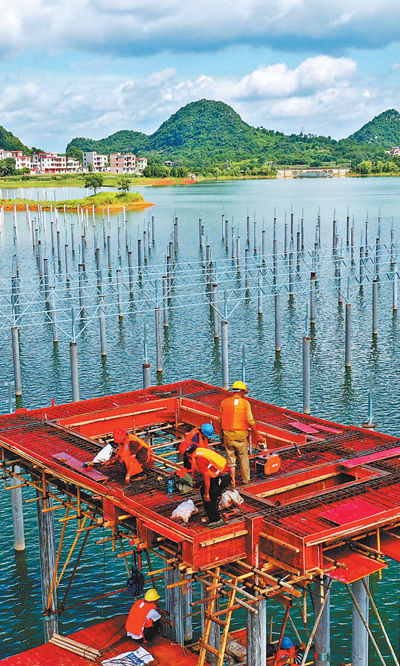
[31,153,67,173]
[66,157,82,173]
[136,157,148,172]
[82,151,108,172]
[110,152,148,174]
[0,149,31,170]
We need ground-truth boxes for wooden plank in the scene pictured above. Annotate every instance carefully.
[289,421,319,435]
[199,530,248,548]
[320,498,383,525]
[343,447,400,468]
[52,452,108,481]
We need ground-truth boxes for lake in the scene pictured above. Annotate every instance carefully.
[0,176,400,663]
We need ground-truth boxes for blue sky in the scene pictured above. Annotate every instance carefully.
[2,0,400,151]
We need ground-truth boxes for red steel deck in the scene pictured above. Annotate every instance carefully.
[0,615,204,665]
[1,380,400,579]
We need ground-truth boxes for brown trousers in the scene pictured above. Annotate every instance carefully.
[223,430,250,484]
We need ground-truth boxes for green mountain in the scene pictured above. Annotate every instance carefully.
[67,100,400,170]
[347,109,400,146]
[0,125,29,153]
[67,129,148,155]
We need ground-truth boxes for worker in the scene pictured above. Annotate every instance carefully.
[219,381,265,487]
[84,439,118,468]
[179,442,231,525]
[275,636,297,663]
[114,427,153,484]
[126,588,162,643]
[181,422,215,449]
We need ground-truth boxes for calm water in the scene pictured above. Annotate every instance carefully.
[1,177,400,662]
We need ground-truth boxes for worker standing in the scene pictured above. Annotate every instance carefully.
[126,588,162,643]
[219,381,264,487]
[179,442,231,525]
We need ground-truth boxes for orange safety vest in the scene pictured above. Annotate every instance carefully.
[192,447,229,478]
[220,395,249,431]
[118,434,153,478]
[126,599,156,637]
[183,427,210,449]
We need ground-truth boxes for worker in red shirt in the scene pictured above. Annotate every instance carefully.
[126,588,161,642]
[179,442,231,525]
[114,427,153,484]
[219,381,265,487]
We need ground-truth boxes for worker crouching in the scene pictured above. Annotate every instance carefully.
[126,588,162,643]
[179,442,231,526]
[114,427,153,484]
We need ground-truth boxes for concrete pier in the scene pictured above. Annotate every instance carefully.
[314,576,331,666]
[11,465,25,551]
[351,577,369,666]
[36,488,59,641]
[165,569,184,645]
[247,598,267,666]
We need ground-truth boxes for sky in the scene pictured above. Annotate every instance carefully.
[2,0,400,151]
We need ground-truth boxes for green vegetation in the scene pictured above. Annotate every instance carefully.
[66,100,400,175]
[0,125,29,153]
[347,109,400,146]
[117,177,131,194]
[0,191,147,210]
[84,173,103,193]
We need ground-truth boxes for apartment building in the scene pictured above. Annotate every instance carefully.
[109,152,148,174]
[0,149,32,170]
[31,153,67,173]
[66,157,82,173]
[82,151,109,172]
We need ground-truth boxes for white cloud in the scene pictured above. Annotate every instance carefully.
[0,1,399,56]
[0,54,394,149]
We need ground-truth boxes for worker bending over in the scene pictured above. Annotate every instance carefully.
[219,381,264,487]
[114,427,153,484]
[85,439,118,468]
[126,588,161,643]
[182,422,215,449]
[179,441,231,525]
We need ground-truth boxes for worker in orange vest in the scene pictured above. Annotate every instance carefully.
[179,442,231,525]
[219,381,265,487]
[182,423,215,450]
[126,588,162,642]
[114,427,153,484]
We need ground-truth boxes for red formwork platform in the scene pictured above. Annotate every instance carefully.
[2,380,400,578]
[0,615,204,665]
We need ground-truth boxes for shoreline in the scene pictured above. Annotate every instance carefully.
[0,197,153,212]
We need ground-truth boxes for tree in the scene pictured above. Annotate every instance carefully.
[0,158,17,176]
[66,145,83,163]
[117,177,130,194]
[84,173,103,194]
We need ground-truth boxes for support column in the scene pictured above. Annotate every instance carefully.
[201,582,220,665]
[221,320,229,389]
[11,465,25,551]
[352,577,369,666]
[247,598,267,666]
[165,568,184,645]
[313,576,331,666]
[36,488,58,641]
[183,576,193,642]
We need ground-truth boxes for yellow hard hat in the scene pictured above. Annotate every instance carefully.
[232,381,247,392]
[145,588,160,602]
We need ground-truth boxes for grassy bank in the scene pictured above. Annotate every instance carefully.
[0,174,196,189]
[0,191,153,212]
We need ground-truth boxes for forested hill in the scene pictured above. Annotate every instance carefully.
[66,100,400,170]
[347,109,400,146]
[0,125,29,153]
